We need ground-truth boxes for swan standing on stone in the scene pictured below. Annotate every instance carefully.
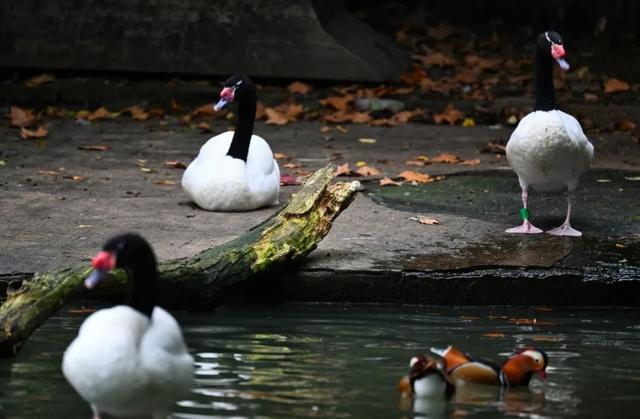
[505,31,594,236]
[182,74,280,211]
[62,233,194,419]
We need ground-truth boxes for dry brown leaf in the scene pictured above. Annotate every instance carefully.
[265,108,290,125]
[433,105,463,125]
[20,125,48,139]
[351,111,372,124]
[432,153,462,164]
[415,51,456,67]
[192,103,216,117]
[400,66,428,85]
[481,141,507,154]
[334,163,352,177]
[283,162,302,169]
[196,121,212,132]
[87,107,114,121]
[155,180,176,186]
[273,152,289,160]
[9,106,35,127]
[26,73,56,86]
[410,215,440,225]
[78,145,109,152]
[405,159,426,166]
[320,125,332,133]
[164,160,187,169]
[398,170,433,183]
[122,105,149,121]
[379,177,402,186]
[459,158,481,166]
[618,120,637,131]
[148,108,165,118]
[287,81,312,95]
[604,78,630,93]
[483,332,505,338]
[356,165,381,176]
[320,94,354,111]
[45,106,67,118]
[63,175,86,181]
[38,169,63,176]
[427,23,456,40]
[285,103,304,119]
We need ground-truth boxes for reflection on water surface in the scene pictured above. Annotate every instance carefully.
[1,304,639,418]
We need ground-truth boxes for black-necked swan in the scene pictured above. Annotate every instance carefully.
[181,74,280,211]
[505,31,594,237]
[62,233,194,419]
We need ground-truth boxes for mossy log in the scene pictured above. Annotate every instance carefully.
[0,165,359,357]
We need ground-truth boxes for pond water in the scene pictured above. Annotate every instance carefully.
[1,304,639,418]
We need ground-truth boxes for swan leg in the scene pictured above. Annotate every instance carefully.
[506,187,543,234]
[90,405,101,419]
[547,194,582,237]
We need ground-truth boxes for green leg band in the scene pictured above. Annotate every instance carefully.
[519,208,530,221]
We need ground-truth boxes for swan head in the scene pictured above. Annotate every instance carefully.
[538,31,569,71]
[214,74,254,111]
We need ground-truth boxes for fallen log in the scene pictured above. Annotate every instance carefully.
[0,165,359,357]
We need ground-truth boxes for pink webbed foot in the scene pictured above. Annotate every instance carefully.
[547,224,582,237]
[506,221,543,234]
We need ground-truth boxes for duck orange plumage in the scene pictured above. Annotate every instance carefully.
[430,346,548,387]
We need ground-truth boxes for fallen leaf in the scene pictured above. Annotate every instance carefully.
[358,138,377,144]
[285,103,304,119]
[164,160,186,169]
[433,104,463,125]
[483,332,505,338]
[265,108,290,125]
[379,177,402,186]
[121,105,149,121]
[25,73,56,86]
[409,215,440,225]
[320,125,332,133]
[335,125,348,133]
[196,121,212,132]
[78,145,109,152]
[38,169,63,176]
[280,173,299,186]
[155,180,176,186]
[287,81,312,95]
[283,162,302,169]
[63,175,86,181]
[415,51,456,67]
[74,110,90,120]
[432,153,462,164]
[45,106,67,118]
[427,23,456,40]
[320,94,354,111]
[356,165,381,176]
[604,78,630,93]
[274,152,290,160]
[191,103,216,117]
[481,141,506,154]
[618,120,636,131]
[459,158,481,166]
[148,108,165,118]
[405,159,426,166]
[87,107,115,121]
[356,161,366,167]
[462,118,476,127]
[20,125,48,139]
[398,170,433,183]
[334,163,352,177]
[401,66,428,85]
[9,106,35,127]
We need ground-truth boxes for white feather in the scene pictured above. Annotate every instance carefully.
[506,110,594,193]
[413,373,447,398]
[62,306,194,417]
[182,131,280,211]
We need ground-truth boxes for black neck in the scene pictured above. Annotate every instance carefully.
[226,89,256,161]
[126,261,157,318]
[534,49,556,111]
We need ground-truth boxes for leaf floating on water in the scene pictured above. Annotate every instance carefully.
[409,215,440,225]
[356,165,381,176]
[483,332,505,338]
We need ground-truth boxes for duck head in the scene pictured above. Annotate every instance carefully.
[501,348,548,386]
[85,233,158,316]
[538,31,569,71]
[214,74,255,111]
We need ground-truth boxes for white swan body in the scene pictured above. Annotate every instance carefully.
[62,305,194,417]
[506,110,594,193]
[182,131,280,211]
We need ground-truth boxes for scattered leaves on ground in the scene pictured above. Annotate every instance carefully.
[604,78,630,93]
[274,152,290,160]
[334,163,352,177]
[87,107,116,121]
[398,170,433,183]
[287,81,312,95]
[433,104,463,125]
[356,165,381,176]
[121,105,149,121]
[483,332,505,338]
[9,106,35,127]
[379,177,402,186]
[165,160,186,169]
[432,153,462,164]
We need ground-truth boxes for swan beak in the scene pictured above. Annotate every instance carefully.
[555,57,570,71]
[85,269,107,289]
[213,98,229,112]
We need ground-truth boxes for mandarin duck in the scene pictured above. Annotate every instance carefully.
[398,354,456,398]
